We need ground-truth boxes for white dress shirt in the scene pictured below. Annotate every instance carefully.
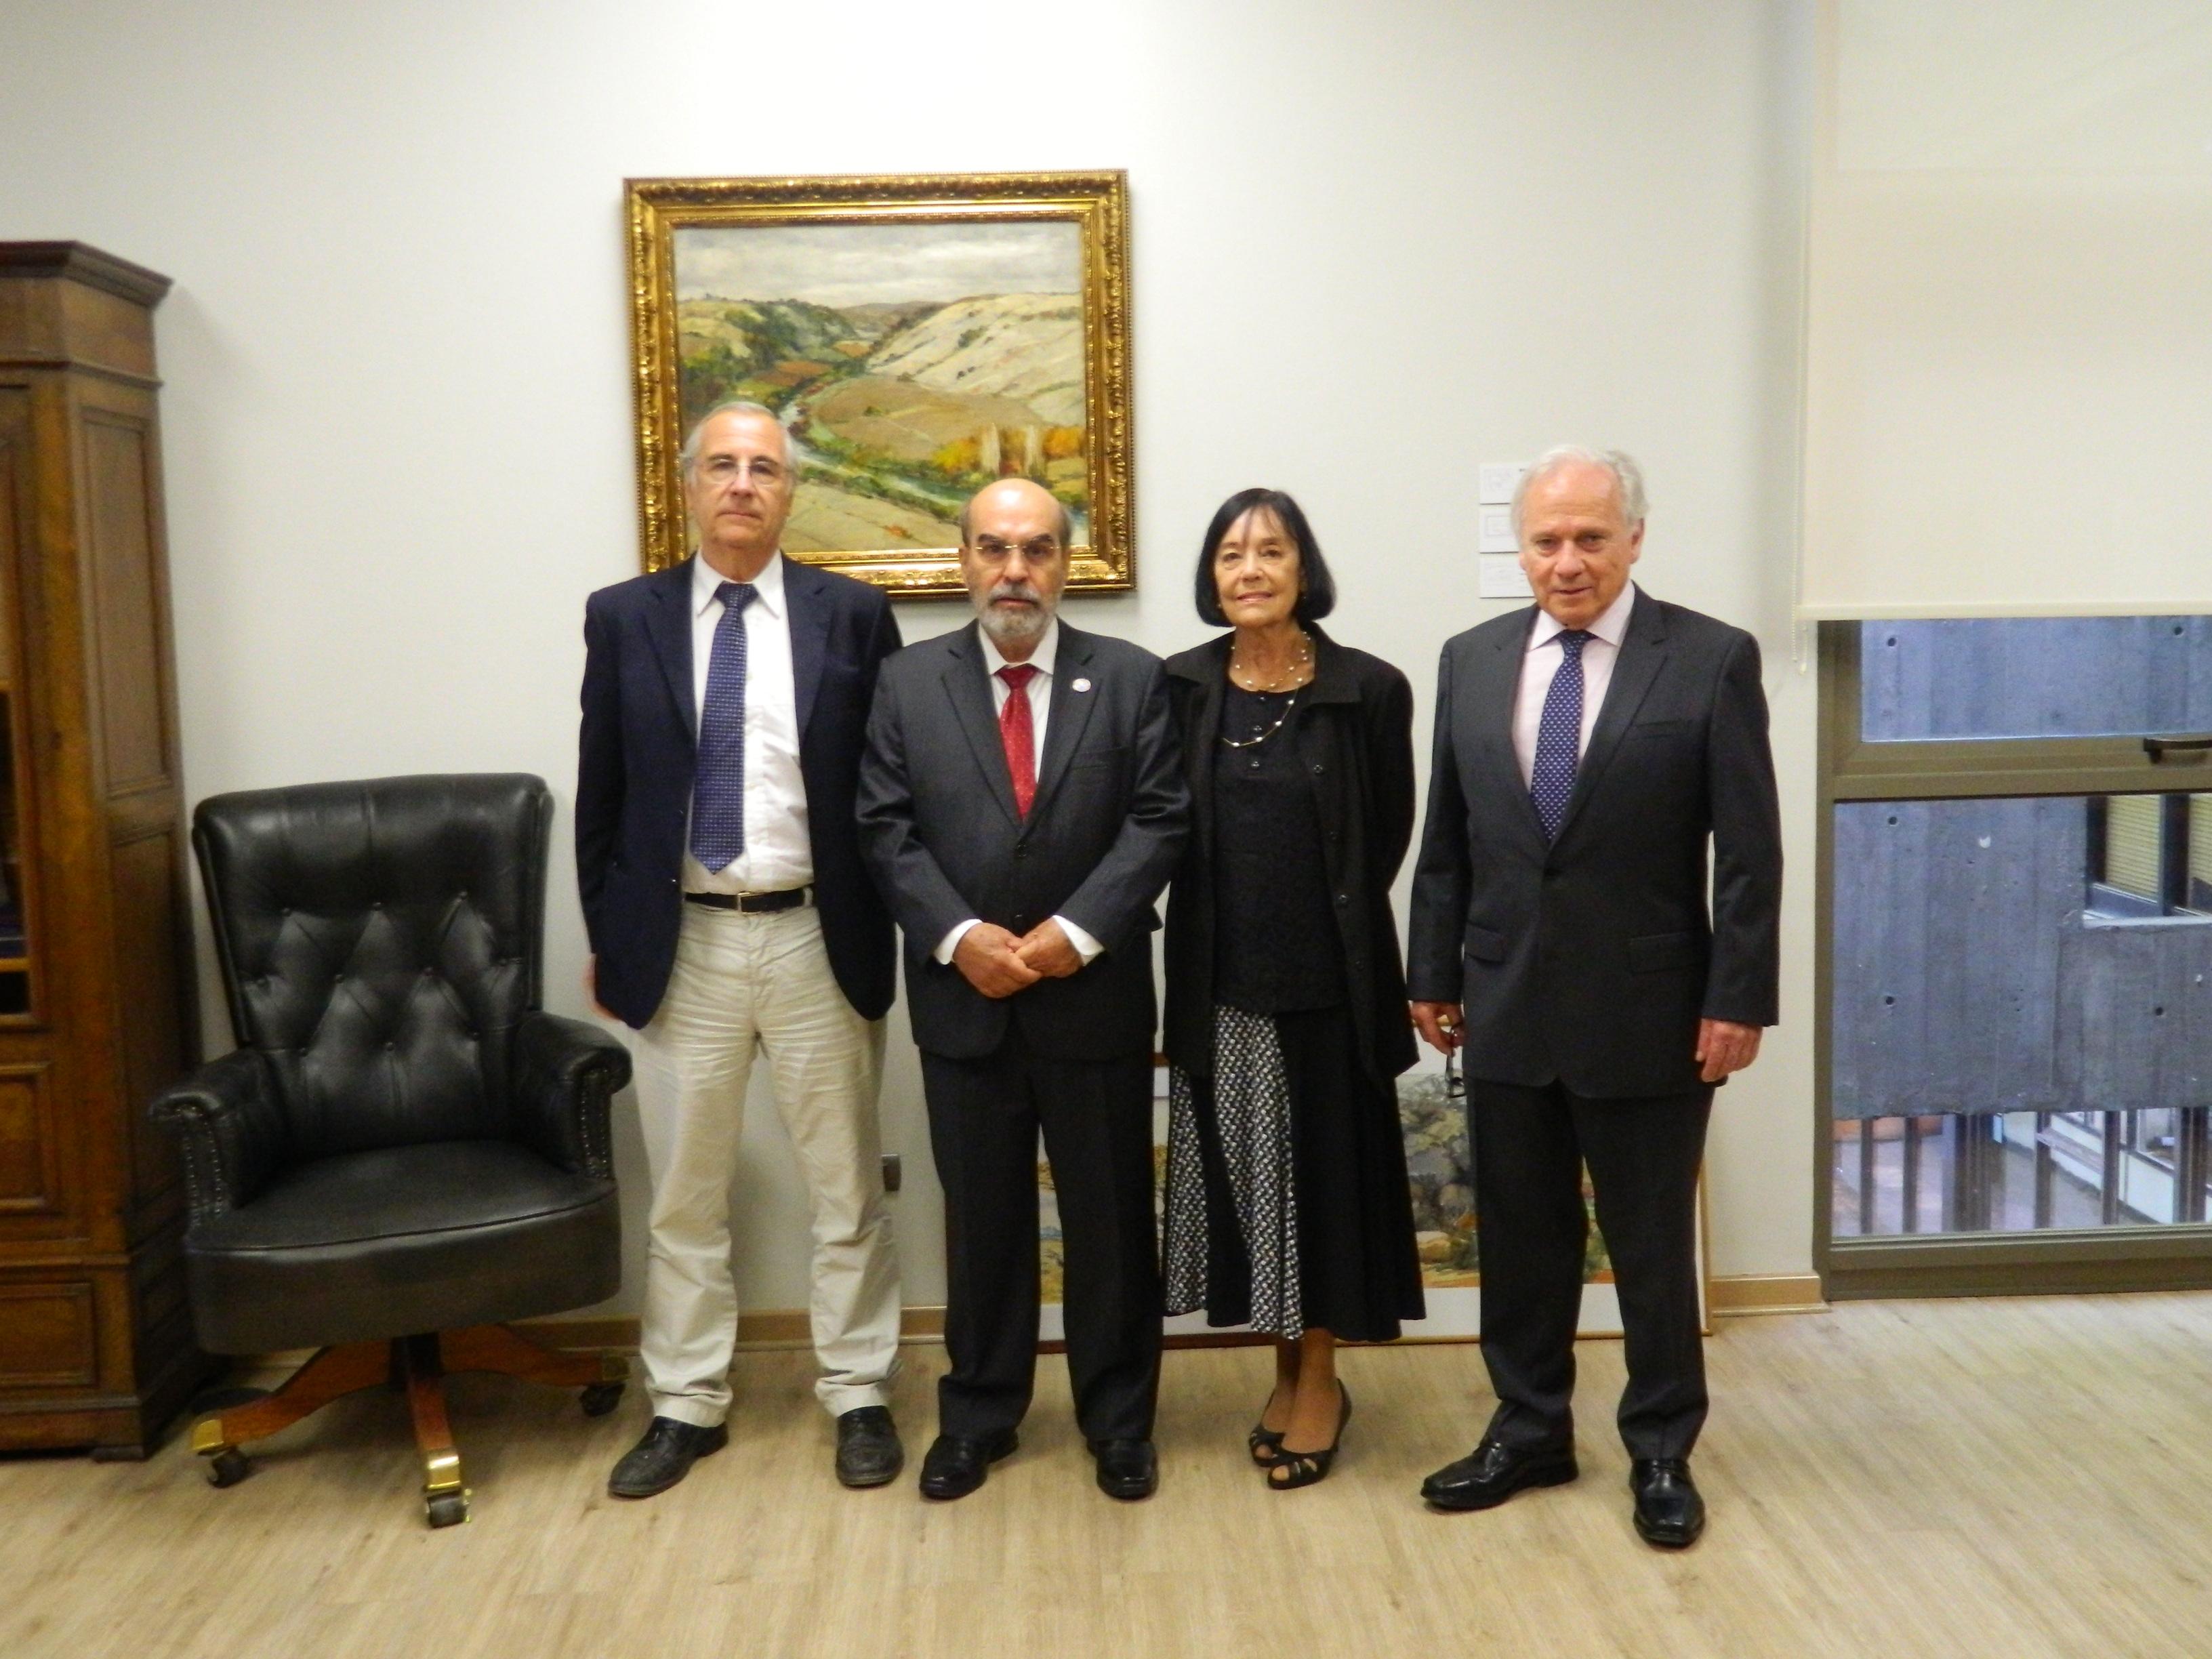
[684,551,813,894]
[1512,582,1637,788]
[933,618,1105,966]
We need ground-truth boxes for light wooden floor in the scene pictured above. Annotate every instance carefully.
[5,1292,2211,1659]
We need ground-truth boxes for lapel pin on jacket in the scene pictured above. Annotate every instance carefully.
[1072,678,1092,693]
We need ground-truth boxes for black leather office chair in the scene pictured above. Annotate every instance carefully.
[152,775,631,1527]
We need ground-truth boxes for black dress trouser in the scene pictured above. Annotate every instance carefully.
[1469,1078,1713,1462]
[921,1029,1161,1443]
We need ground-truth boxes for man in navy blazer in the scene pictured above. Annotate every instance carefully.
[577,401,904,1498]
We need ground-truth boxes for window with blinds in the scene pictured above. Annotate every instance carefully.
[2086,794,2211,920]
[2192,796,2212,912]
[2102,796,2165,901]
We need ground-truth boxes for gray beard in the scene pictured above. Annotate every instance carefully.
[977,596,1053,651]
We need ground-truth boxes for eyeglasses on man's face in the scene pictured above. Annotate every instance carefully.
[970,535,1063,562]
[697,454,789,489]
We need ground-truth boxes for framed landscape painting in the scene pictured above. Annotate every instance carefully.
[626,171,1133,596]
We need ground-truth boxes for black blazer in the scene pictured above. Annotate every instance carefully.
[1406,588,1782,1098]
[575,556,902,1029]
[1160,627,1418,1085]
[857,620,1189,1062]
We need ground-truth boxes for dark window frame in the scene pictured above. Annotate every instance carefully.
[1817,621,2212,1299]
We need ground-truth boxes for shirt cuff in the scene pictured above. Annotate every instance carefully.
[1054,915,1105,964]
[934,919,982,965]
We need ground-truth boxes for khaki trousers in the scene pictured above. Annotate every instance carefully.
[629,903,897,1425]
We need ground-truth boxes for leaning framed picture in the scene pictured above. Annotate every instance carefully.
[1394,1059,1714,1340]
[1038,1059,1711,1347]
[624,171,1134,596]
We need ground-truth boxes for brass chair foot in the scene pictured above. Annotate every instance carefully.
[422,1448,470,1526]
[423,1448,466,1496]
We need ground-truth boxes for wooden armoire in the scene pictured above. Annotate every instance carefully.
[0,243,211,1454]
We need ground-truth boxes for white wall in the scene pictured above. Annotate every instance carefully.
[0,0,1816,1311]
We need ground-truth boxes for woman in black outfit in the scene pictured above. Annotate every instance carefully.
[1161,487,1425,1489]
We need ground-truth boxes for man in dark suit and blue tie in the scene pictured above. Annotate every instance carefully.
[577,401,905,1498]
[859,478,1189,1502]
[1407,447,1781,1548]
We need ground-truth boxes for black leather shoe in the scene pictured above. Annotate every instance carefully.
[918,1429,1018,1500]
[1089,1438,1158,1501]
[836,1406,904,1488]
[607,1416,729,1498]
[1630,1458,1705,1548]
[1420,1437,1578,1511]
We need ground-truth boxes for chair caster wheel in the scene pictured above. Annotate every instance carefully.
[205,1448,251,1488]
[580,1381,625,1418]
[425,1492,470,1528]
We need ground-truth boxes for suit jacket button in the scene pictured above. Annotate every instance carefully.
[1335,893,1349,907]
[1015,846,1029,859]
[1312,764,1326,775]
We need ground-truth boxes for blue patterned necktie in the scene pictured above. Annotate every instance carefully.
[689,580,757,871]
[1530,629,1591,842]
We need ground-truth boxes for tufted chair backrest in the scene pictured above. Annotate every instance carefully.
[192,775,552,1163]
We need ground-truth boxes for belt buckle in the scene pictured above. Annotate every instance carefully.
[737,885,807,913]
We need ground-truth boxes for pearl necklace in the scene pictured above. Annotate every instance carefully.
[1228,630,1314,693]
[1219,689,1299,750]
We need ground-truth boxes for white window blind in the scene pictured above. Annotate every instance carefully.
[1799,1,2212,619]
[2104,796,2164,899]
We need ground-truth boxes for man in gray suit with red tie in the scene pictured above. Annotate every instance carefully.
[859,478,1188,1503]
[1407,447,1781,1548]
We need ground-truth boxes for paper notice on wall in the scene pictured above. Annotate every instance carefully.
[1479,554,1532,599]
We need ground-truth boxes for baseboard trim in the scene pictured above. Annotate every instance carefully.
[512,1275,1826,1357]
[1708,1274,1827,1317]
[515,1309,945,1355]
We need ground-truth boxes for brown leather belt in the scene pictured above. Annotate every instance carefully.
[683,886,812,914]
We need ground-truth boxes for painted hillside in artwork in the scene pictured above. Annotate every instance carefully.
[672,220,1088,554]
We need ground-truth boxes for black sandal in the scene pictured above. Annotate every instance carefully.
[1267,1382,1352,1490]
[1250,1380,1298,1465]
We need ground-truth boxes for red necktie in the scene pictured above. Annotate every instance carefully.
[997,663,1040,817]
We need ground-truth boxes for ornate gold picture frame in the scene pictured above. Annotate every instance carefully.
[626,171,1133,596]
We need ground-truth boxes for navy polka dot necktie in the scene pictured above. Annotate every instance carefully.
[1530,629,1591,842]
[690,581,757,872]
